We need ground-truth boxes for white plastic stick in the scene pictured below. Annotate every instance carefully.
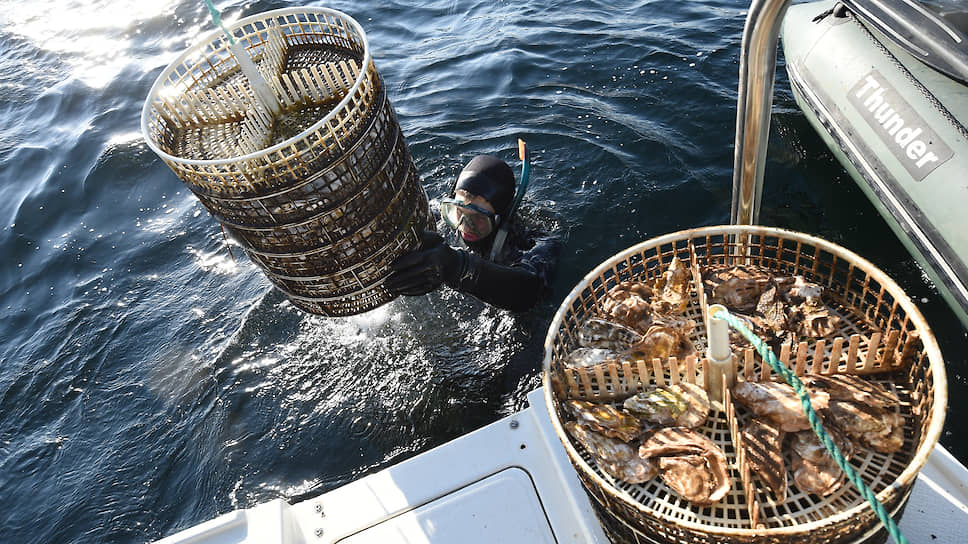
[706,304,736,405]
[707,304,731,361]
[228,40,282,117]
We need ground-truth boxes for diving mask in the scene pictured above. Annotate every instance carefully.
[440,198,500,241]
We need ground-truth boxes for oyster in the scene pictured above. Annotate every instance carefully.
[626,325,696,363]
[639,427,730,505]
[623,383,710,428]
[564,400,641,442]
[578,317,643,351]
[658,454,730,505]
[801,374,900,410]
[788,427,853,496]
[704,266,771,313]
[602,281,654,331]
[755,280,788,334]
[790,450,843,497]
[565,347,616,368]
[825,400,904,453]
[650,313,697,335]
[790,301,842,338]
[782,276,823,305]
[741,418,786,500]
[624,388,685,426]
[788,427,854,465]
[651,256,691,315]
[566,422,658,484]
[638,427,710,458]
[732,380,830,432]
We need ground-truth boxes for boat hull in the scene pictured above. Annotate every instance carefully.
[781,0,968,328]
[152,388,968,543]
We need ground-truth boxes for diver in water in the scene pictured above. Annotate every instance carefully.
[384,153,559,312]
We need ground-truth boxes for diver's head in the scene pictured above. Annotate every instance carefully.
[441,155,516,245]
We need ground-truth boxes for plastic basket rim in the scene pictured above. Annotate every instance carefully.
[540,224,947,537]
[140,7,370,167]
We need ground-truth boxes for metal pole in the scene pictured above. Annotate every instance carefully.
[730,0,792,225]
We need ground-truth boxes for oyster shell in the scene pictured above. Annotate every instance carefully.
[626,325,696,363]
[787,427,853,496]
[638,427,715,458]
[702,266,841,346]
[703,265,771,313]
[623,383,709,428]
[790,301,842,338]
[825,399,904,453]
[741,418,786,500]
[564,347,616,368]
[802,374,900,410]
[650,313,697,335]
[639,427,730,505]
[564,400,641,443]
[782,276,823,305]
[565,422,658,484]
[602,281,653,331]
[624,388,685,426]
[578,317,643,351]
[651,256,691,315]
[755,280,788,334]
[668,382,711,428]
[788,426,854,465]
[732,380,830,432]
[658,453,730,505]
[790,451,843,497]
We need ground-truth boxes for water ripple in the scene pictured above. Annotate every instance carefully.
[0,1,966,543]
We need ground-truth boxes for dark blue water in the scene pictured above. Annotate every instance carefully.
[1,1,965,542]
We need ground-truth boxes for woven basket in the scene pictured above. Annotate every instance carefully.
[141,8,428,316]
[191,90,400,228]
[542,225,946,543]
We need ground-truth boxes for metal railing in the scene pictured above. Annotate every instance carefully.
[730,0,792,225]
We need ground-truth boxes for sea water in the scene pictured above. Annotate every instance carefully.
[1,1,966,542]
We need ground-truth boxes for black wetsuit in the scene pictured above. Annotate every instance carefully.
[449,213,560,312]
[386,153,560,312]
[386,205,561,313]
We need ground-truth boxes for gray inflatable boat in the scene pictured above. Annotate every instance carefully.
[781,0,968,327]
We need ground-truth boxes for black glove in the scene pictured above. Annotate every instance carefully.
[384,231,462,296]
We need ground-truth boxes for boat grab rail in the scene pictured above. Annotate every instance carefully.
[731,0,792,225]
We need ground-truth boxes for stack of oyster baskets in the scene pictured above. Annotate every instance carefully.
[141,7,429,316]
[543,225,947,543]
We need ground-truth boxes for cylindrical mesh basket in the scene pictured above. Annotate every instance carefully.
[141,7,428,316]
[542,225,946,544]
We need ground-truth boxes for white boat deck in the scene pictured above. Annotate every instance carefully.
[157,388,968,544]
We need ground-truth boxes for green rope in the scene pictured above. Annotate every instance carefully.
[203,0,235,44]
[711,307,908,544]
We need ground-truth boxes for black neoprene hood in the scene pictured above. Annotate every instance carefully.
[454,155,516,218]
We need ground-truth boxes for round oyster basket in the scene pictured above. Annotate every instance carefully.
[542,225,947,543]
[141,7,429,316]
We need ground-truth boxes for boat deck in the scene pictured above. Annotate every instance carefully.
[156,388,968,543]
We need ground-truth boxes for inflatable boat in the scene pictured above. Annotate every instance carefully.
[781,0,968,327]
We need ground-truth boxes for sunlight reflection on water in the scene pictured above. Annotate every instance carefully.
[6,0,185,87]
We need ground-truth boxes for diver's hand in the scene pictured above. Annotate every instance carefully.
[384,231,462,296]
